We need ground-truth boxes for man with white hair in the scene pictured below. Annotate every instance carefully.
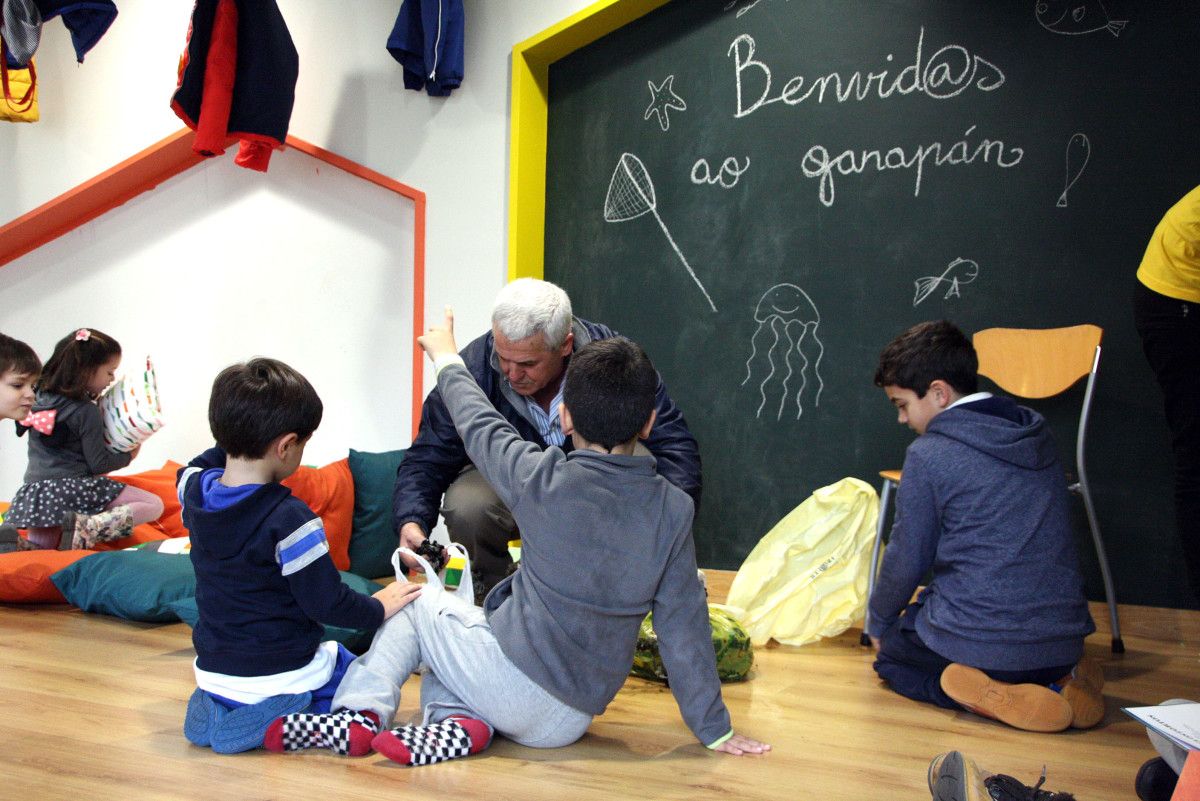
[393,278,702,598]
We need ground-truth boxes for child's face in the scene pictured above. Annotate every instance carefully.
[87,355,121,397]
[884,385,943,435]
[0,370,37,421]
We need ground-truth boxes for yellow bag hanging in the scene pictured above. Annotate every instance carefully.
[1,39,39,124]
[725,477,879,646]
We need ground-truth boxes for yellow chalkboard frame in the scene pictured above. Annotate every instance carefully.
[508,0,671,281]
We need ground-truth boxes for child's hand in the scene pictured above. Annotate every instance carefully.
[713,733,771,756]
[373,581,422,619]
[418,306,459,362]
[869,635,881,652]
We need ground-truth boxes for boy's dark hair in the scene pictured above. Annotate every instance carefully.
[874,320,978,397]
[0,333,41,378]
[563,337,657,449]
[209,358,323,458]
[39,328,121,400]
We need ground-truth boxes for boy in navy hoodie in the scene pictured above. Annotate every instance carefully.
[867,321,1103,733]
[179,358,420,753]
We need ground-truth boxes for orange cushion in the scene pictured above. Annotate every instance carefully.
[282,458,354,571]
[0,549,95,603]
[111,460,187,538]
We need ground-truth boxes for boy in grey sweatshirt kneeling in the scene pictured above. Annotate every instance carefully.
[264,308,769,765]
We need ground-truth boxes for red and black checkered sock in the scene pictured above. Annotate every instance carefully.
[263,709,380,757]
[371,715,492,767]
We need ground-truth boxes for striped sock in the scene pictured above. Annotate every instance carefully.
[263,709,380,757]
[371,716,492,767]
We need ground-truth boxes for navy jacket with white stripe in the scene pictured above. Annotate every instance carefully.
[179,447,383,677]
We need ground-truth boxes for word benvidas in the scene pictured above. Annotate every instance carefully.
[729,27,1006,118]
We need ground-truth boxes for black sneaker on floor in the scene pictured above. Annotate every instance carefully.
[984,766,1076,801]
[1135,757,1178,801]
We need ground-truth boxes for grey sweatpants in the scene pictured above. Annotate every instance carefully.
[332,584,592,748]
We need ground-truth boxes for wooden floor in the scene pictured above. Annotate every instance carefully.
[2,571,1197,800]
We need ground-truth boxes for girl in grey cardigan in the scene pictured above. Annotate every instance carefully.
[6,328,161,550]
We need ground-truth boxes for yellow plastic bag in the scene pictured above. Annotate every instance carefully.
[725,477,878,646]
[0,47,38,124]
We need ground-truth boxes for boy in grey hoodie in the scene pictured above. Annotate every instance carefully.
[265,309,769,765]
[867,320,1102,733]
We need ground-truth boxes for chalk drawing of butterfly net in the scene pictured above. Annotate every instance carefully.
[604,152,718,312]
[742,283,825,419]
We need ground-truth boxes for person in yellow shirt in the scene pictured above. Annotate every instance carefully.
[1134,184,1200,605]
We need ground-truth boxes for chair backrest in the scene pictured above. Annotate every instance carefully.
[973,325,1103,399]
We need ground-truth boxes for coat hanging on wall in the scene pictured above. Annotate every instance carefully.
[34,0,117,62]
[3,0,42,67]
[387,0,464,97]
[170,0,298,172]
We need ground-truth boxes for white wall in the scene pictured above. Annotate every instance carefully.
[0,147,417,491]
[0,0,594,496]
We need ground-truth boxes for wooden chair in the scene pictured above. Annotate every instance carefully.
[862,324,1124,653]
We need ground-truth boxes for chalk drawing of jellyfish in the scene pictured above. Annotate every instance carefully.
[604,152,718,312]
[1036,1,1127,37]
[741,284,825,419]
[913,257,980,306]
[1057,133,1091,208]
[644,75,687,132]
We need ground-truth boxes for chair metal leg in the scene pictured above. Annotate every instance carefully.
[1072,477,1125,653]
[1074,346,1124,653]
[861,477,895,646]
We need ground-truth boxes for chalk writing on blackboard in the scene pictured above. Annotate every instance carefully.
[1036,1,1127,37]
[729,28,1006,119]
[604,153,718,312]
[742,283,825,419]
[644,75,687,132]
[691,156,751,189]
[723,0,786,18]
[913,257,980,306]
[1057,133,1091,208]
[800,126,1024,207]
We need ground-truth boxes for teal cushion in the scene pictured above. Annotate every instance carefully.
[50,550,196,622]
[347,448,406,579]
[167,572,385,655]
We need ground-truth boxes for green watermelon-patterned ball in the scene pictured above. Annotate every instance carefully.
[631,605,754,683]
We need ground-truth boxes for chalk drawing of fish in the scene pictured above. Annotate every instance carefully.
[1036,1,1128,37]
[913,258,980,307]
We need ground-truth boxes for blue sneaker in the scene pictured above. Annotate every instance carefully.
[183,688,225,747]
[210,692,312,754]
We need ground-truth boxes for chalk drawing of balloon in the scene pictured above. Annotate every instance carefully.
[741,283,825,420]
[1057,133,1091,208]
[604,152,718,312]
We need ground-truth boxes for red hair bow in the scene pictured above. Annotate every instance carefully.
[20,409,57,435]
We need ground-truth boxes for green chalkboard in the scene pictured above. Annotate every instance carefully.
[543,0,1200,608]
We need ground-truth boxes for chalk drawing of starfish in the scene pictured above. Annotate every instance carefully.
[644,75,687,132]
